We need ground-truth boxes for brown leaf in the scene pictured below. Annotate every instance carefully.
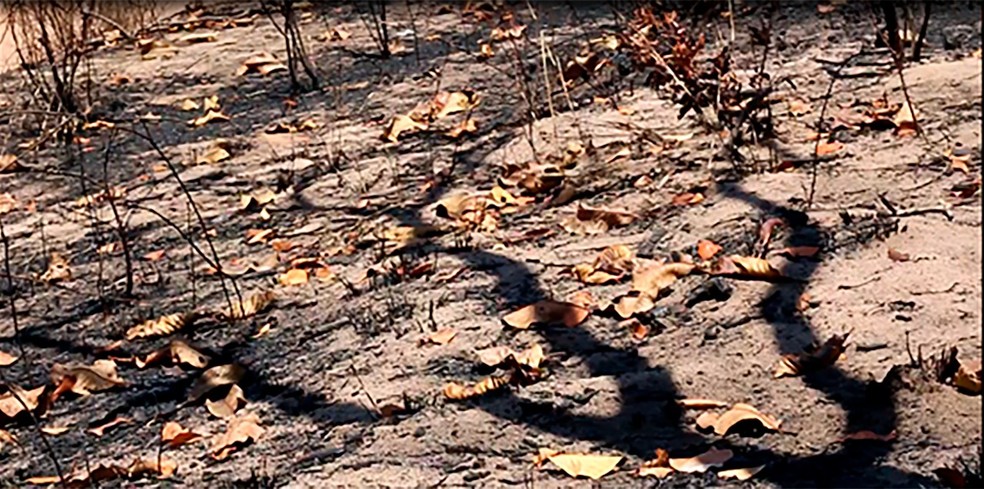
[892,100,918,135]
[383,115,429,142]
[706,403,783,435]
[638,448,673,478]
[566,290,597,310]
[573,264,622,285]
[432,91,479,120]
[136,339,211,369]
[236,52,287,76]
[422,328,457,346]
[948,146,972,174]
[0,350,18,366]
[632,262,695,296]
[206,384,247,418]
[143,250,166,262]
[476,346,516,367]
[545,453,623,480]
[0,153,21,173]
[195,142,232,165]
[711,255,785,281]
[278,268,309,286]
[446,118,478,139]
[161,421,204,447]
[773,333,849,378]
[127,456,177,479]
[40,426,70,436]
[776,246,820,258]
[188,364,246,402]
[839,430,897,442]
[126,313,190,340]
[576,205,639,228]
[478,42,494,58]
[787,98,812,116]
[887,247,910,262]
[611,291,656,319]
[718,465,766,481]
[816,141,843,156]
[0,193,16,214]
[443,375,511,400]
[0,385,44,419]
[50,360,127,396]
[622,318,650,341]
[668,448,733,473]
[953,359,981,394]
[180,99,201,111]
[697,240,723,260]
[189,109,230,127]
[503,301,590,329]
[86,416,132,437]
[671,192,704,206]
[218,290,276,319]
[758,217,784,249]
[40,253,71,283]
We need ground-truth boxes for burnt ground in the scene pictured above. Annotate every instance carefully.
[0,1,981,488]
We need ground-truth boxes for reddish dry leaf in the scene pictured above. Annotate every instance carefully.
[668,448,733,473]
[887,248,910,262]
[87,416,132,437]
[934,467,969,488]
[697,240,723,260]
[621,318,650,341]
[162,421,204,447]
[840,430,898,442]
[758,217,784,249]
[503,301,590,329]
[211,413,265,460]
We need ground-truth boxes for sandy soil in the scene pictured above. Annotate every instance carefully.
[0,2,980,488]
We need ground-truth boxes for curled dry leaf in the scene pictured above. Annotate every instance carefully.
[668,448,733,473]
[698,403,783,435]
[235,52,287,76]
[718,465,766,481]
[206,384,248,419]
[126,312,190,340]
[189,109,230,127]
[632,262,695,296]
[622,319,650,341]
[162,421,204,447]
[136,339,211,369]
[611,291,655,319]
[948,146,972,174]
[383,115,428,142]
[502,301,591,329]
[40,426,70,436]
[50,360,127,396]
[576,206,639,228]
[638,448,673,478]
[697,240,723,260]
[40,253,71,283]
[544,453,623,480]
[443,374,510,400]
[218,290,276,319]
[758,217,784,249]
[711,255,784,282]
[573,263,621,285]
[195,141,231,165]
[0,385,45,419]
[188,364,246,402]
[773,332,850,378]
[671,192,704,206]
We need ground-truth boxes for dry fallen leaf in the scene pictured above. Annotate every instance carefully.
[87,416,132,437]
[0,193,15,214]
[697,240,723,260]
[422,328,457,345]
[189,109,230,127]
[188,364,246,402]
[773,332,850,378]
[278,268,309,286]
[40,426,70,436]
[816,141,844,156]
[0,385,44,419]
[127,456,177,479]
[887,247,910,262]
[180,98,201,111]
[195,142,232,165]
[50,360,127,396]
[0,428,18,448]
[611,291,656,319]
[893,100,918,136]
[668,448,733,473]
[206,384,247,418]
[632,262,695,296]
[126,313,191,340]
[210,412,265,460]
[623,318,651,341]
[677,398,730,409]
[161,421,204,447]
[776,246,820,258]
[576,205,639,228]
[953,359,981,394]
[545,453,623,480]
[447,118,478,139]
[638,448,673,478]
[671,192,705,206]
[701,403,783,435]
[0,350,18,366]
[136,339,211,369]
[711,255,785,281]
[443,374,511,400]
[503,301,591,329]
[236,52,287,76]
[718,465,766,481]
[217,290,276,319]
[383,115,429,142]
[0,153,21,173]
[40,253,71,283]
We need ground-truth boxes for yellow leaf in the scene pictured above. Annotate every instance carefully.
[443,374,511,400]
[180,99,201,111]
[546,453,623,480]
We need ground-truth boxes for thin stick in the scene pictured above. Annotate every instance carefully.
[349,364,380,419]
